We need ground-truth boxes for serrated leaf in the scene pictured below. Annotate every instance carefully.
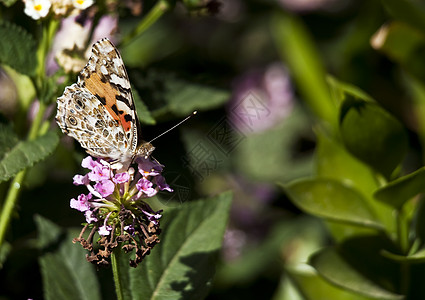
[310,246,404,300]
[374,167,425,209]
[0,21,37,75]
[35,215,101,300]
[117,192,232,300]
[0,130,59,182]
[0,122,19,158]
[340,98,408,178]
[284,179,383,230]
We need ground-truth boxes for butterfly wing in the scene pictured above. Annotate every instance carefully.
[56,83,130,160]
[78,38,140,154]
[56,38,140,162]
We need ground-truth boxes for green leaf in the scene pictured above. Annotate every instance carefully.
[35,215,101,300]
[340,98,408,178]
[286,264,378,300]
[132,85,156,125]
[310,246,404,300]
[381,248,425,264]
[284,179,383,230]
[315,130,396,234]
[374,167,425,208]
[316,129,378,197]
[0,21,37,75]
[216,217,326,287]
[0,122,19,159]
[327,76,374,107]
[271,12,337,129]
[163,80,229,116]
[155,78,229,118]
[135,71,229,119]
[0,130,59,182]
[118,192,232,300]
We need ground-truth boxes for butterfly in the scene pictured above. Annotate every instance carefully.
[56,38,154,168]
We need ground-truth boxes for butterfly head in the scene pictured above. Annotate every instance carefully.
[135,142,155,159]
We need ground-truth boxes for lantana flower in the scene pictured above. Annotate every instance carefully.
[72,0,93,10]
[23,0,94,20]
[24,0,51,20]
[47,14,118,75]
[71,156,172,267]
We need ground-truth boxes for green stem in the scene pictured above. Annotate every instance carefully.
[28,101,47,140]
[396,208,409,254]
[120,0,171,47]
[111,251,124,300]
[0,16,57,249]
[396,208,410,295]
[0,171,26,247]
[0,102,48,249]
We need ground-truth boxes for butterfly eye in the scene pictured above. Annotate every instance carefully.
[68,116,77,126]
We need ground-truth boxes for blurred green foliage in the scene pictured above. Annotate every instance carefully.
[3,0,425,299]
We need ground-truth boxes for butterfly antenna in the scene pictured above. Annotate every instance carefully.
[149,111,197,143]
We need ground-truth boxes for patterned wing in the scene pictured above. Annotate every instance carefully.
[56,38,140,162]
[77,38,139,154]
[57,83,133,160]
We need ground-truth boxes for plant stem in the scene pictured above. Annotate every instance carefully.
[396,208,409,254]
[0,16,55,248]
[396,208,410,295]
[0,171,26,248]
[111,251,124,300]
[0,101,48,249]
[28,101,47,140]
[120,0,171,47]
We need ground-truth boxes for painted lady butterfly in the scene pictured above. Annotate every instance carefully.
[56,38,154,168]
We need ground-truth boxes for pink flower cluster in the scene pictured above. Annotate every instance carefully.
[70,156,172,267]
[70,156,171,236]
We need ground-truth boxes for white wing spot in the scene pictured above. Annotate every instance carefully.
[100,43,115,53]
[110,73,130,88]
[100,65,108,75]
